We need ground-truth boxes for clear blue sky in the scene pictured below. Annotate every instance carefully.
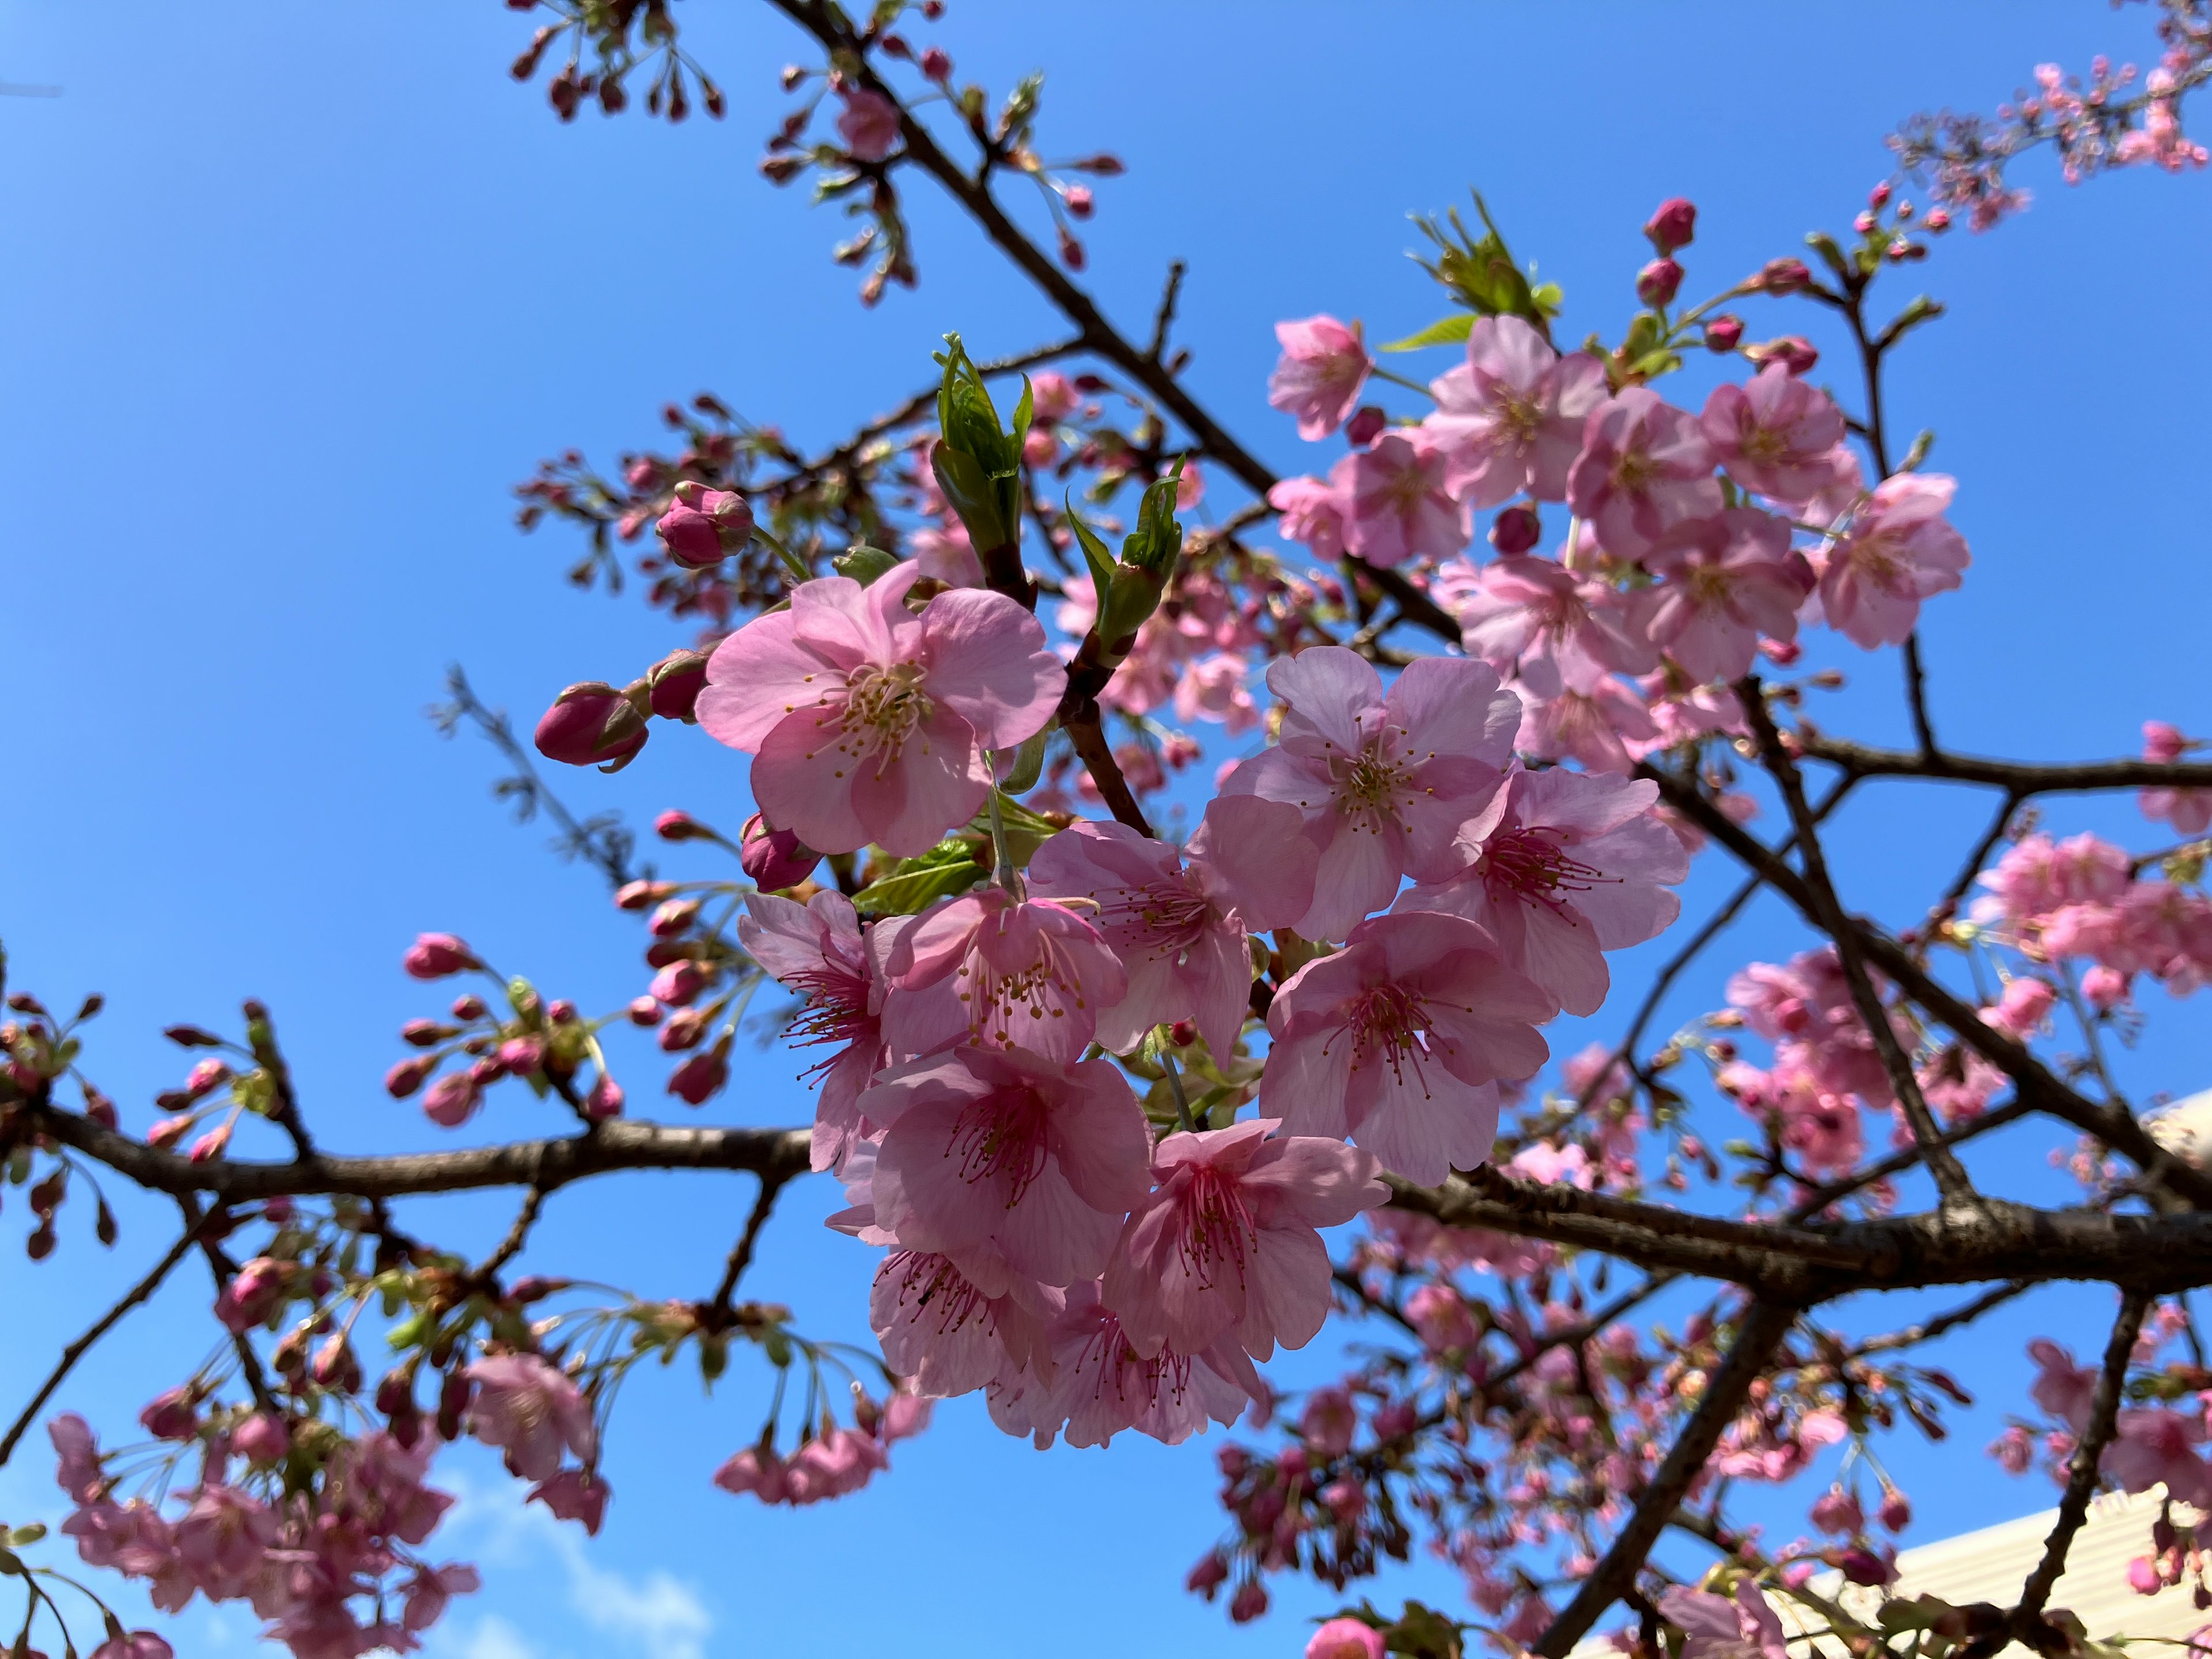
[1,3,2207,1656]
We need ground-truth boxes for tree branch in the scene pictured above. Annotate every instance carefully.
[1794,735,2212,795]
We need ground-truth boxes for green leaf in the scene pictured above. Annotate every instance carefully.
[1379,313,1475,353]
[974,793,1061,866]
[832,543,900,585]
[1065,497,1119,609]
[999,728,1050,795]
[851,842,988,915]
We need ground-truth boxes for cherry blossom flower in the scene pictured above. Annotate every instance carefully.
[1221,647,1519,942]
[1028,797,1316,1058]
[1267,473,1351,561]
[1263,911,1553,1183]
[861,1046,1152,1289]
[1344,433,1468,565]
[697,563,1063,857]
[738,890,891,1171]
[1642,510,1816,684]
[1810,472,1971,649]
[2104,1408,2212,1505]
[1397,768,1688,1017]
[528,1469,609,1535]
[1657,1581,1790,1659]
[1514,665,1660,775]
[1267,315,1372,440]
[2140,721,2212,835]
[463,1353,597,1482]
[1173,652,1260,733]
[871,1248,1066,1398]
[1452,552,1660,698]
[834,86,901,161]
[1308,1617,1388,1659]
[1566,388,1722,558]
[1700,365,1850,505]
[993,1281,1260,1449]
[2028,1338,2100,1430]
[1101,1119,1385,1362]
[881,887,1127,1063]
[50,1412,104,1501]
[1423,316,1607,506]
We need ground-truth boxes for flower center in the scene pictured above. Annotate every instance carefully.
[831,662,934,775]
[947,1085,1049,1206]
[783,965,874,1084]
[1176,1166,1257,1293]
[960,911,1095,1045]
[1335,733,1418,833]
[1483,825,1614,917]
[1339,980,1437,1094]
[883,1251,994,1341]
[1092,876,1214,963]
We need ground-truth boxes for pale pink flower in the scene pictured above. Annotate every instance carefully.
[1263,911,1552,1184]
[1301,1384,1359,1457]
[1406,1281,1478,1352]
[871,1249,1066,1398]
[1100,1118,1386,1361]
[1268,315,1372,440]
[1976,832,2132,925]
[713,1443,790,1503]
[1308,1616,1388,1659]
[861,1046,1152,1289]
[1268,474,1351,561]
[1344,433,1468,565]
[1221,647,1519,941]
[1983,976,2055,1039]
[2028,1338,2099,1431]
[1657,1581,1790,1659]
[528,1468,609,1535]
[1811,1483,1865,1534]
[698,563,1063,857]
[912,521,984,588]
[2140,721,2212,835]
[1028,797,1315,1057]
[1643,509,1815,684]
[1700,365,1850,505]
[2105,1409,2212,1505]
[173,1485,277,1601]
[738,889,889,1171]
[881,887,1127,1063]
[1453,553,1660,698]
[463,1353,596,1482]
[1397,768,1686,1017]
[402,1563,484,1633]
[50,1412,104,1501]
[1514,666,1659,775]
[1812,472,1971,649]
[1991,1423,2035,1474]
[993,1281,1259,1449]
[1173,652,1260,733]
[782,1426,889,1504]
[1424,315,1607,506]
[1566,389,1722,559]
[834,86,901,161]
[1030,372,1080,421]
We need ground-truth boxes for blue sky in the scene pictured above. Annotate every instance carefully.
[1,2,2208,1656]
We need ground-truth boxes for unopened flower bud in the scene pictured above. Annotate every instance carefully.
[400,1018,448,1048]
[498,1035,547,1074]
[1185,1553,1230,1595]
[1924,207,1952,233]
[1877,1486,1911,1532]
[421,1071,480,1129]
[1343,405,1387,448]
[628,996,664,1027]
[403,933,478,980]
[233,1410,289,1465]
[650,961,709,1007]
[311,1333,361,1392]
[1065,184,1094,219]
[547,999,578,1024]
[615,878,679,911]
[650,898,702,938]
[1635,257,1683,308]
[1643,196,1697,255]
[740,813,821,889]
[1745,335,1820,376]
[656,483,755,569]
[667,1037,731,1107]
[1757,256,1812,295]
[656,809,713,842]
[147,1114,193,1149]
[585,1074,624,1120]
[1229,1582,1269,1623]
[659,1006,709,1051]
[1489,505,1541,555]
[920,46,950,79]
[451,994,487,1021]
[1704,314,1745,351]
[139,1385,200,1442]
[534,681,649,771]
[648,650,709,721]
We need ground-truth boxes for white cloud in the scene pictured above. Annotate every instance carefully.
[433,1615,543,1659]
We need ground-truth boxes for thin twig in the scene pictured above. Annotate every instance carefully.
[707,1173,790,1323]
[474,1186,546,1283]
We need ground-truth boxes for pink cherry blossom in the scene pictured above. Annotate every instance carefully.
[402,1563,484,1634]
[2104,1408,2212,1505]
[1700,364,1850,505]
[872,1248,1066,1398]
[2028,1337,2100,1430]
[1222,647,1518,942]
[1028,796,1316,1057]
[1263,911,1553,1184]
[463,1353,597,1482]
[1397,768,1688,1017]
[994,1281,1260,1449]
[51,1412,104,1501]
[1173,652,1260,733]
[1566,389,1722,558]
[1423,315,1607,506]
[861,1046,1152,1289]
[697,563,1063,857]
[1268,315,1372,440]
[1514,665,1660,775]
[738,889,889,1171]
[881,887,1126,1063]
[1101,1119,1386,1362]
[834,86,901,161]
[1643,509,1816,684]
[1344,433,1468,565]
[1812,472,1971,649]
[528,1468,609,1535]
[1452,552,1660,698]
[1267,474,1351,561]
[1308,1617,1388,1659]
[2140,721,2212,835]
[1657,1581,1790,1659]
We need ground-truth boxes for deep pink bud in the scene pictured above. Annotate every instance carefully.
[650,898,701,937]
[1745,335,1820,376]
[147,1114,193,1149]
[2145,720,2190,764]
[217,1257,286,1332]
[1635,257,1683,308]
[310,1333,360,1391]
[2128,1556,2163,1596]
[138,1385,199,1441]
[498,1035,547,1074]
[1877,1486,1911,1532]
[548,999,578,1024]
[403,933,478,980]
[232,1410,289,1465]
[1065,184,1094,219]
[666,1040,729,1107]
[1838,1546,1896,1587]
[1704,314,1744,351]
[185,1058,232,1098]
[616,878,679,911]
[1185,1553,1230,1596]
[651,961,709,1006]
[1488,505,1541,555]
[400,1018,447,1048]
[648,650,709,721]
[451,994,487,1020]
[627,995,664,1027]
[654,483,755,569]
[1229,1582,1269,1624]
[1643,197,1696,255]
[658,1007,709,1051]
[740,813,821,889]
[1924,207,1952,233]
[535,681,649,771]
[919,46,950,79]
[1757,257,1812,295]
[1343,405,1387,448]
[656,809,713,842]
[422,1071,481,1128]
[586,1074,624,1120]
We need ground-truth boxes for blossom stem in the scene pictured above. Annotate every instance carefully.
[750,524,812,585]
[1161,1050,1198,1134]
[984,775,1024,897]
[1365,363,1435,399]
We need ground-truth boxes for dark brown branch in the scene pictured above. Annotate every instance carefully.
[1533,1298,1801,1657]
[1147,259,1185,361]
[1840,1278,2031,1358]
[1060,699,1154,836]
[707,1172,789,1325]
[473,1187,546,1282]
[1737,678,1975,1203]
[0,1213,215,1468]
[2013,1289,2149,1627]
[1795,735,2212,795]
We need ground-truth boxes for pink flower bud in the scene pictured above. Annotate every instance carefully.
[648,650,709,721]
[1635,257,1683,308]
[740,813,821,889]
[400,1018,446,1048]
[585,1074,624,1120]
[651,960,708,1006]
[403,933,478,980]
[656,809,712,842]
[1924,207,1952,232]
[1745,335,1819,376]
[1705,314,1745,351]
[668,1046,729,1106]
[2129,1556,2163,1595]
[217,1257,286,1332]
[658,1006,709,1051]
[498,1035,547,1074]
[1229,1582,1269,1624]
[1811,1484,1863,1535]
[311,1332,361,1391]
[919,46,950,80]
[188,1123,233,1162]
[185,1058,232,1098]
[1643,196,1697,255]
[654,484,754,569]
[1838,1546,1896,1587]
[147,1114,193,1149]
[1757,257,1812,294]
[1489,505,1541,555]
[90,1630,173,1659]
[138,1385,199,1441]
[1307,1618,1385,1659]
[232,1410,289,1465]
[1185,1552,1230,1596]
[627,996,664,1027]
[650,898,702,938]
[616,878,680,911]
[1342,405,1387,448]
[451,994,487,1020]
[2145,720,2191,764]
[1065,184,1094,219]
[2082,965,2130,1011]
[1878,1486,1912,1532]
[534,681,649,771]
[548,999,578,1024]
[422,1071,481,1128]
